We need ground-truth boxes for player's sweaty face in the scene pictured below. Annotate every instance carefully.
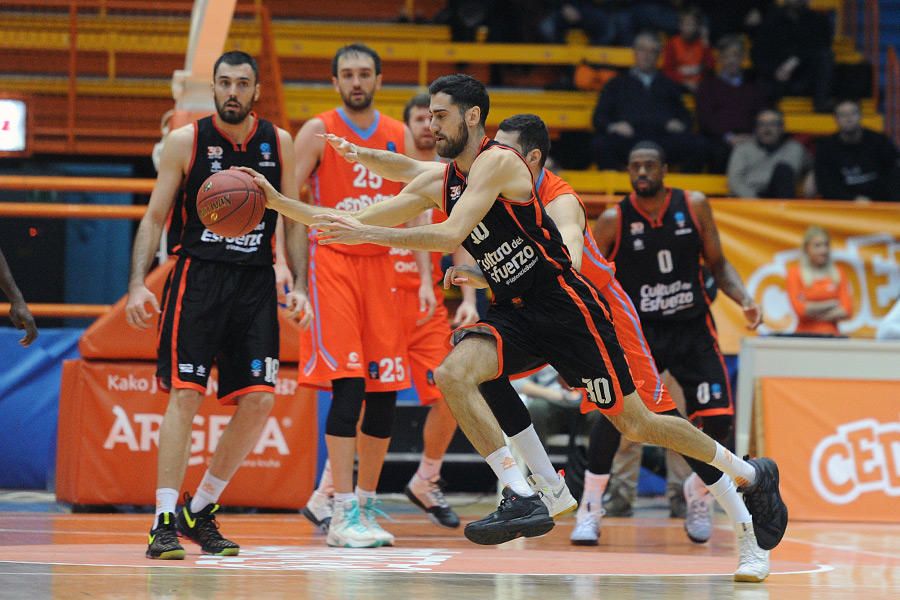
[628,150,665,197]
[430,93,468,159]
[334,54,379,111]
[213,63,258,125]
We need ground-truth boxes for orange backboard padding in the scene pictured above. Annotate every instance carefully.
[79,258,300,362]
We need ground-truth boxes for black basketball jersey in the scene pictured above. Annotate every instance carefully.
[609,188,708,321]
[168,114,281,266]
[443,138,573,303]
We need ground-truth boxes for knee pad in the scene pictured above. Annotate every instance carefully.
[478,378,532,437]
[360,392,397,439]
[325,378,365,437]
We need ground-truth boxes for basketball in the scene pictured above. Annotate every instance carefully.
[196,169,266,238]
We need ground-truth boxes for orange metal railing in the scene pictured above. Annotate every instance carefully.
[887,47,900,148]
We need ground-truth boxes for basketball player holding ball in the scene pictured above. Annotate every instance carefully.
[125,51,308,560]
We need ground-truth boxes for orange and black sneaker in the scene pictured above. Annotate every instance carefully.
[146,512,186,560]
[176,492,240,556]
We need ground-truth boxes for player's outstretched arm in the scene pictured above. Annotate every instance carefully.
[238,166,439,229]
[319,133,441,183]
[545,194,586,271]
[315,150,519,253]
[689,192,761,329]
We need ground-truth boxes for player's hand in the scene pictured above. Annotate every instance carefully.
[318,133,360,162]
[274,262,293,295]
[416,283,437,326]
[443,265,488,290]
[232,166,280,204]
[125,284,160,330]
[452,299,479,327]
[284,289,314,330]
[742,299,762,330]
[9,299,37,347]
[313,213,369,245]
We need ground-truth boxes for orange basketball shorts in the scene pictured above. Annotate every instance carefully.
[398,286,453,405]
[299,244,409,393]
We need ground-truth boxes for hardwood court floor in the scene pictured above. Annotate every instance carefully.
[0,499,897,599]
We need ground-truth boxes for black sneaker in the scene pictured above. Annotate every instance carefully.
[464,487,554,545]
[404,475,460,529]
[176,493,240,556]
[738,457,789,551]
[146,512,186,560]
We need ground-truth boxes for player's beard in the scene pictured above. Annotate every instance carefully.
[415,134,436,152]
[633,177,661,197]
[436,121,468,159]
[216,96,253,125]
[341,88,374,112]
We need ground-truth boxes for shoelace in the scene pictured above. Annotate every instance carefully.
[687,498,710,521]
[425,480,450,508]
[363,499,395,524]
[155,523,181,546]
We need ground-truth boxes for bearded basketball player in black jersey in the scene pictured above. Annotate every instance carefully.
[126,51,309,560]
[241,74,786,551]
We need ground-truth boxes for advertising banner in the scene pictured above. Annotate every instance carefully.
[707,200,900,354]
[759,377,900,522]
[57,360,316,509]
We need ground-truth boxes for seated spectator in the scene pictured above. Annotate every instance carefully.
[751,0,834,112]
[592,31,707,172]
[786,225,852,336]
[814,100,900,201]
[662,6,715,93]
[696,34,770,173]
[727,108,812,198]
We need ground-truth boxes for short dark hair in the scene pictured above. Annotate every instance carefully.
[332,43,382,76]
[428,74,490,126]
[498,114,551,168]
[629,140,667,164]
[213,51,259,84]
[403,93,431,125]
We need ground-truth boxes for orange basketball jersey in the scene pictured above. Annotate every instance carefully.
[537,168,615,290]
[312,108,407,255]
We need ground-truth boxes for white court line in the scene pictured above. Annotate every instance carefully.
[0,557,835,578]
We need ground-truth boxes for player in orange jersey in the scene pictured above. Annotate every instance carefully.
[291,44,415,548]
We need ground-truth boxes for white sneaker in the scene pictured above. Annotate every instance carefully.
[301,490,333,533]
[360,496,395,547]
[326,498,381,548]
[734,522,770,582]
[528,471,577,517]
[683,474,713,544]
[570,503,601,546]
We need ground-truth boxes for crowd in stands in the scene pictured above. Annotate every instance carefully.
[430,0,899,200]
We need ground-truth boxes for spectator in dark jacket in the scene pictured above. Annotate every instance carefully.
[696,34,770,173]
[592,31,707,171]
[814,100,900,201]
[751,0,834,112]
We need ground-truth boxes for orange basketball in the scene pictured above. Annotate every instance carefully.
[196,169,266,238]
